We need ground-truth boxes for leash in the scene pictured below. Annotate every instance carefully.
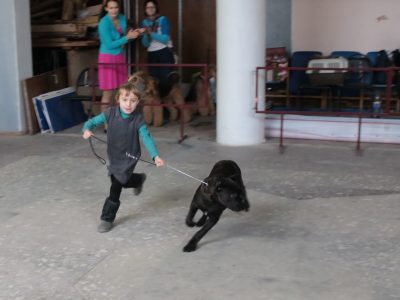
[89,137,106,165]
[88,134,208,186]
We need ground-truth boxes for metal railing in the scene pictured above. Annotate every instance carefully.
[255,65,400,152]
[89,63,210,143]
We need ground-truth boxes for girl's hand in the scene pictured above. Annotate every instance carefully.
[136,28,146,34]
[127,29,140,40]
[83,130,93,139]
[154,156,165,167]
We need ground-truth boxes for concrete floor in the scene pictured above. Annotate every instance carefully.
[1,117,400,300]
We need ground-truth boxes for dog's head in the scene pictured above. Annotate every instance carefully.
[145,76,159,98]
[203,176,249,212]
[128,72,147,93]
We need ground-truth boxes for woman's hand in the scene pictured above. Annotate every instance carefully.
[154,156,165,167]
[126,29,140,40]
[82,130,93,139]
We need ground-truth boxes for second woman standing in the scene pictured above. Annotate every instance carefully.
[141,0,175,97]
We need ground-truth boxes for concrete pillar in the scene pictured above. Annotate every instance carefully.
[0,0,32,133]
[216,0,266,146]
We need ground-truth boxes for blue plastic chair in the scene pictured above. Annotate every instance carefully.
[289,51,346,110]
[331,51,371,86]
[329,51,374,111]
[330,51,362,59]
[289,51,322,94]
[367,51,399,112]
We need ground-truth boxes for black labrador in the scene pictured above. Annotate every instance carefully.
[183,160,250,252]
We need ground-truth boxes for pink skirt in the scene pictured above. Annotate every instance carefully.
[98,52,128,90]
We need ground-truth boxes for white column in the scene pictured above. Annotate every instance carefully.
[216,0,266,146]
[0,0,32,132]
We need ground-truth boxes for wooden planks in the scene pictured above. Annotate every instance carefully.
[31,23,87,37]
[32,39,99,48]
[31,0,63,20]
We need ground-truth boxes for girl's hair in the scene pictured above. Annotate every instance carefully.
[144,0,159,16]
[115,82,143,102]
[99,0,120,20]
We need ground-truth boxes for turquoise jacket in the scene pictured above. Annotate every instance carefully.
[82,109,159,160]
[141,16,171,48]
[98,14,128,55]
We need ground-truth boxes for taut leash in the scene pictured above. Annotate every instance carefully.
[89,134,208,186]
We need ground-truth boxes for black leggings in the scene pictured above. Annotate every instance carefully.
[101,173,143,222]
[108,174,143,203]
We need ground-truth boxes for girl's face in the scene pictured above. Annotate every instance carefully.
[145,1,157,17]
[105,1,119,19]
[118,90,139,114]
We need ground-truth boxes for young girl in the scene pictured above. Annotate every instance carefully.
[83,82,165,232]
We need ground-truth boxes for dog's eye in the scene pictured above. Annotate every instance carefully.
[216,186,223,192]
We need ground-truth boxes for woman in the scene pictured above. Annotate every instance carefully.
[141,0,175,97]
[98,0,145,110]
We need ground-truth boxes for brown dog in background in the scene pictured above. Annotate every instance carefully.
[187,65,216,117]
[128,71,163,127]
[162,72,193,123]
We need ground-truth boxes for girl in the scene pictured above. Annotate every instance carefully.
[83,82,165,232]
[140,0,175,97]
[98,0,145,111]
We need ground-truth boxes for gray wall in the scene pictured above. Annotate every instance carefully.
[0,0,32,133]
[266,0,291,50]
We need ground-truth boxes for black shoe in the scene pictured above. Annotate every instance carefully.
[134,173,147,195]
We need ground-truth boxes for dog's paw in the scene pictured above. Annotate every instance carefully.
[183,242,197,252]
[185,220,196,227]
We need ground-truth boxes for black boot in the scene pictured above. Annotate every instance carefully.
[133,173,147,196]
[99,198,120,232]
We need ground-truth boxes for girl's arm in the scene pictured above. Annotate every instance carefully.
[82,113,106,132]
[140,20,151,48]
[99,20,128,50]
[150,16,170,44]
[139,124,159,159]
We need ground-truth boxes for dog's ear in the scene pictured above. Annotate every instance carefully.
[214,179,223,192]
[229,173,241,182]
[229,173,244,188]
[201,177,222,194]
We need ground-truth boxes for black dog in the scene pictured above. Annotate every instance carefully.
[183,160,249,252]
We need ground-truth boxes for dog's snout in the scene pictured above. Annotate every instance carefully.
[234,194,249,212]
